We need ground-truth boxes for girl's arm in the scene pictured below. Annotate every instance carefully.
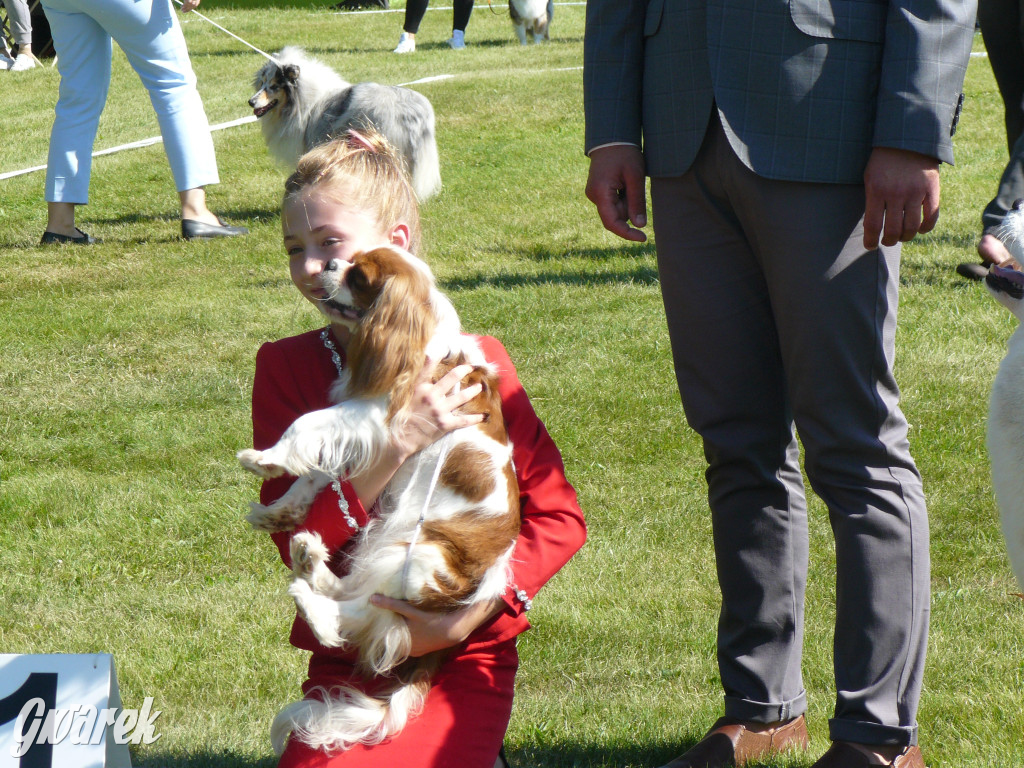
[376,336,587,656]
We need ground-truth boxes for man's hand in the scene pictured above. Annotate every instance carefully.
[863,147,940,250]
[585,144,648,242]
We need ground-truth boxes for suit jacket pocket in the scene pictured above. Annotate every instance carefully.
[644,0,665,36]
[789,0,886,43]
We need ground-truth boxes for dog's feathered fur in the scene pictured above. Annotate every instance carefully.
[985,204,1024,592]
[509,0,553,44]
[249,47,442,200]
[238,245,520,752]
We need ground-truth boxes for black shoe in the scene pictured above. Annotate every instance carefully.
[332,0,388,9]
[181,217,249,240]
[40,228,100,245]
[956,261,989,281]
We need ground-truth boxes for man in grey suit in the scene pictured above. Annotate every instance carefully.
[583,2,974,767]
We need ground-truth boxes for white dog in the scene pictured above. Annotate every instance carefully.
[509,0,553,44]
[239,245,520,752]
[248,47,442,200]
[985,202,1024,591]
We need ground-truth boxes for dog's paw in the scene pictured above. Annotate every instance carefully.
[245,501,306,532]
[288,578,345,647]
[237,448,286,478]
[290,531,330,578]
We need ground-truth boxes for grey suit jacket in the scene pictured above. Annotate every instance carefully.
[583,0,976,183]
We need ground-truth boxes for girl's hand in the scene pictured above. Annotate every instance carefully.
[348,358,485,508]
[179,0,201,11]
[370,595,503,657]
[391,358,486,460]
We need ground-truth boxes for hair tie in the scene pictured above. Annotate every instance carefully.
[347,130,377,154]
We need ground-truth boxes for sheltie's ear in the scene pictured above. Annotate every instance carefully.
[283,64,301,83]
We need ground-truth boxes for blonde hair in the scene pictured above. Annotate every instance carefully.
[283,130,423,254]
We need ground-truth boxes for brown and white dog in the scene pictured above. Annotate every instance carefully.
[238,245,520,753]
[509,0,553,44]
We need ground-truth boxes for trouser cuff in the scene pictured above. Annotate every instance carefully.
[724,690,807,723]
[828,718,918,747]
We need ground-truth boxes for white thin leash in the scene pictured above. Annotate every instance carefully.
[400,431,453,599]
[172,0,280,65]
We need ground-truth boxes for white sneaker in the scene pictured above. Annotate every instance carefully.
[10,54,36,71]
[447,29,466,49]
[0,53,14,70]
[393,32,415,54]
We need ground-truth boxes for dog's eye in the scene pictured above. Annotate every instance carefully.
[347,267,369,293]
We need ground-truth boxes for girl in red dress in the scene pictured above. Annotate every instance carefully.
[250,130,586,768]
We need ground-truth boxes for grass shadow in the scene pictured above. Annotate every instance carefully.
[507,737,810,768]
[441,264,660,292]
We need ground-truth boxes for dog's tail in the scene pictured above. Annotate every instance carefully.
[270,672,434,755]
[411,133,442,201]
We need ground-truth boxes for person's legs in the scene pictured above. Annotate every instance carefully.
[88,0,219,199]
[728,156,929,752]
[445,0,473,48]
[651,120,809,727]
[41,0,112,234]
[3,0,33,62]
[2,0,30,48]
[394,0,427,52]
[452,0,473,31]
[975,0,1024,265]
[653,113,929,764]
[402,0,428,33]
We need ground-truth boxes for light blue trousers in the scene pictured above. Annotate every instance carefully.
[42,0,219,204]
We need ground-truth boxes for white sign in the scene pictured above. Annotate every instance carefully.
[0,654,147,768]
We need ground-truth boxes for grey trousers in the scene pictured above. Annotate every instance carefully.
[2,0,32,46]
[650,117,929,748]
[979,0,1024,235]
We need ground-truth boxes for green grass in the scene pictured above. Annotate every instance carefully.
[1,6,1022,766]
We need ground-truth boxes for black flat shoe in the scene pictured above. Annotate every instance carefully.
[181,218,249,240]
[40,228,100,245]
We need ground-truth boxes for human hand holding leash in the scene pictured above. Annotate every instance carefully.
[863,147,940,250]
[179,0,201,11]
[585,144,648,242]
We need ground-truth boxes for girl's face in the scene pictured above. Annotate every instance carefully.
[283,191,409,336]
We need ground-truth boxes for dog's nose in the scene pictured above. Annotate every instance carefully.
[1013,198,1024,211]
[247,96,258,108]
[325,259,343,272]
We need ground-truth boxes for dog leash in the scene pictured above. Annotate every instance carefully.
[399,431,453,600]
[172,0,281,65]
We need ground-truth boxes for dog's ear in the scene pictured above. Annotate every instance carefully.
[283,64,301,83]
[346,263,372,298]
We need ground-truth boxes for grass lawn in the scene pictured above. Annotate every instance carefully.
[1,3,1022,766]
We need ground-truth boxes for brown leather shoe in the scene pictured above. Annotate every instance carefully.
[658,714,809,768]
[811,742,925,768]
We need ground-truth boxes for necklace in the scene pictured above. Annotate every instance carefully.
[320,327,360,532]
[320,327,344,377]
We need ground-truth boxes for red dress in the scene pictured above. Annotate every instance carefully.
[251,328,587,768]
